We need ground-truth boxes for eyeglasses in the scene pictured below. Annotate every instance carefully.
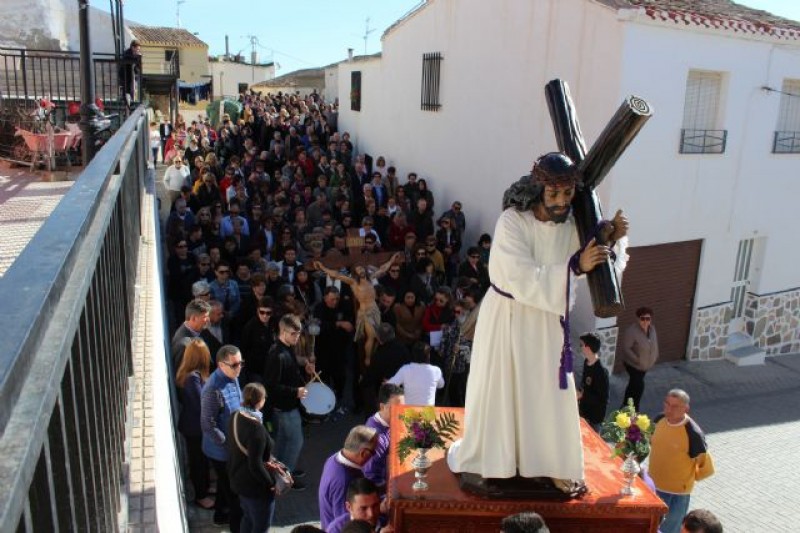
[639,316,652,322]
[221,360,244,370]
[258,309,273,316]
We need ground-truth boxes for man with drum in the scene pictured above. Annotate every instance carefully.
[263,314,315,491]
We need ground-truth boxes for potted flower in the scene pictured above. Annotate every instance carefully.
[397,407,459,491]
[601,398,654,495]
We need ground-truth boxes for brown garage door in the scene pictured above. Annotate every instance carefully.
[614,240,703,371]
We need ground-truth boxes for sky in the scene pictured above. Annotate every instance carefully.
[97,0,800,76]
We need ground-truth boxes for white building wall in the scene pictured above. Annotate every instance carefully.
[339,0,624,242]
[324,65,339,104]
[210,61,275,99]
[612,20,800,308]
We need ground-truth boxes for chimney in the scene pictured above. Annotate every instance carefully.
[225,35,230,58]
[347,48,354,62]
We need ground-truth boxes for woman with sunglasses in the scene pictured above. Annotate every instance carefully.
[620,307,659,411]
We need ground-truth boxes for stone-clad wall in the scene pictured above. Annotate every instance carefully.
[594,326,619,370]
[746,288,800,355]
[688,303,732,361]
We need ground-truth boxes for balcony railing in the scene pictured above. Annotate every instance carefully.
[0,107,148,531]
[772,131,800,154]
[679,128,727,154]
[0,46,134,106]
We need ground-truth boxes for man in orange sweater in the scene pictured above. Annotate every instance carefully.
[649,389,715,533]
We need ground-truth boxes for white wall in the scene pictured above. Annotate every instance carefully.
[324,65,339,104]
[210,61,275,98]
[340,0,624,243]
[611,20,800,306]
[0,1,131,54]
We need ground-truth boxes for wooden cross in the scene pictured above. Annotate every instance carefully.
[544,79,652,318]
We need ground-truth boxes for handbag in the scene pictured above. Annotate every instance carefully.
[232,411,294,495]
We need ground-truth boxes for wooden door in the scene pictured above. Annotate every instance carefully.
[614,240,702,371]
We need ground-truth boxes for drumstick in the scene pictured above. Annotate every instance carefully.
[307,371,323,384]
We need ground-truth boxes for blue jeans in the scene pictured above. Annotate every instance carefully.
[271,408,303,472]
[239,493,275,533]
[656,490,691,533]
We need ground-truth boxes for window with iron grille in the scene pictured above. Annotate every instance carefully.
[421,52,443,111]
[351,71,361,112]
[680,70,727,154]
[773,79,800,153]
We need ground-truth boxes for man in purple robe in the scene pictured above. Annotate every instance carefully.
[318,425,378,529]
[363,384,405,491]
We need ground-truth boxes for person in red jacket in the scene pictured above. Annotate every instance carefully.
[422,287,455,355]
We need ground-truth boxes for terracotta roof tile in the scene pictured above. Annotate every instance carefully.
[129,26,208,48]
[596,0,800,38]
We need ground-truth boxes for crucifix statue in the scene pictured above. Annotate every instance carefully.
[447,80,652,498]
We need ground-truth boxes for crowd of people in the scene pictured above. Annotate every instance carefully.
[162,90,721,533]
[163,90,493,531]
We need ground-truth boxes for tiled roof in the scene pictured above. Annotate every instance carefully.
[129,26,208,48]
[597,0,800,40]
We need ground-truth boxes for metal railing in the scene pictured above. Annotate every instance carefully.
[0,107,148,531]
[772,131,800,154]
[0,46,134,106]
[679,128,727,154]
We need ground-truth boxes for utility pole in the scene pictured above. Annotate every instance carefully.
[176,0,186,28]
[246,35,258,82]
[363,17,375,56]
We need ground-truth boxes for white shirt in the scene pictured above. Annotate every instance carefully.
[387,363,444,406]
[163,164,189,192]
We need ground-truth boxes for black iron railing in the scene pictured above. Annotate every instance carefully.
[772,131,800,154]
[679,128,727,154]
[0,46,133,109]
[0,107,148,531]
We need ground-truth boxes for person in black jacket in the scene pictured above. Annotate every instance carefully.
[312,287,354,404]
[577,333,609,432]
[239,296,275,385]
[228,383,276,532]
[264,314,315,489]
[360,324,410,414]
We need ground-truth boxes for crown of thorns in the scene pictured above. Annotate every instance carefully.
[531,152,581,187]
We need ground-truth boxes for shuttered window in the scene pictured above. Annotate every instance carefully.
[350,71,361,112]
[773,79,800,153]
[421,53,442,111]
[680,71,727,153]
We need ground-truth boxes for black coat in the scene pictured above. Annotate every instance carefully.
[227,411,275,498]
[579,360,609,426]
[240,316,274,382]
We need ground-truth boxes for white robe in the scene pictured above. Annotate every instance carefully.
[447,208,587,480]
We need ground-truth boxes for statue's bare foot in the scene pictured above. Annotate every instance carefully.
[552,478,588,498]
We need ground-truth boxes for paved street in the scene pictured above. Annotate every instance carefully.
[0,163,73,276]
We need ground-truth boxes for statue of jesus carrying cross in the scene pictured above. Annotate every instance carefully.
[447,80,651,498]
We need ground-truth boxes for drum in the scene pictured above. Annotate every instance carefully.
[301,381,336,417]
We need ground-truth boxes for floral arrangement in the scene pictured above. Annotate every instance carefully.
[601,398,654,461]
[397,407,460,463]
